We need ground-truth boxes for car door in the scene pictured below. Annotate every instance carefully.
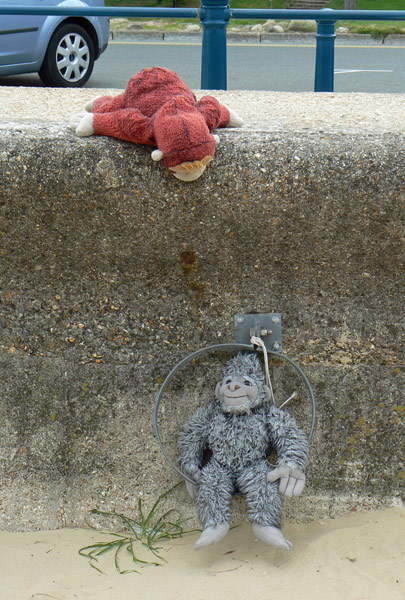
[0,0,57,66]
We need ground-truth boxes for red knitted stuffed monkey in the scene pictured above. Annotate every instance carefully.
[69,67,244,181]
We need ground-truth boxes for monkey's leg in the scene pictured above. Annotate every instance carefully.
[194,460,233,550]
[237,461,292,550]
[87,93,126,114]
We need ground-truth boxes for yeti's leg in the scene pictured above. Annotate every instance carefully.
[237,461,292,550]
[194,460,233,550]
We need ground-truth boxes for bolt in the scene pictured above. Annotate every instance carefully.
[272,316,280,323]
[236,317,244,324]
[260,329,272,337]
[273,342,280,351]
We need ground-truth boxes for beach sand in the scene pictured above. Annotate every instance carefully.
[0,507,403,600]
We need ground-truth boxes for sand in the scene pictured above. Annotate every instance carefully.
[0,507,403,600]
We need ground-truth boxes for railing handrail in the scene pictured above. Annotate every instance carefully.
[0,6,199,18]
[1,5,405,20]
[1,5,404,92]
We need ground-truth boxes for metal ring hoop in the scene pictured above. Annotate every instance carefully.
[154,343,316,485]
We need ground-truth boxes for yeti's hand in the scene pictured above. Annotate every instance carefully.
[68,112,94,137]
[267,466,305,498]
[184,468,202,500]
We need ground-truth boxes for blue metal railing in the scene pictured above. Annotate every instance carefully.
[1,4,405,91]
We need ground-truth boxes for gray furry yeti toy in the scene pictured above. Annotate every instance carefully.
[178,352,309,551]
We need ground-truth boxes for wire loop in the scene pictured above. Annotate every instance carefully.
[153,343,316,485]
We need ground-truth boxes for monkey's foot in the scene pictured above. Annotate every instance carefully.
[252,524,292,550]
[194,523,230,551]
[85,96,102,112]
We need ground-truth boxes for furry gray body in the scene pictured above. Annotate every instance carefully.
[178,354,309,530]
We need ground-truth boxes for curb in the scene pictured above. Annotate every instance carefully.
[109,28,405,45]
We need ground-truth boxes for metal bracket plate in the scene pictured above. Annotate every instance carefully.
[233,313,282,353]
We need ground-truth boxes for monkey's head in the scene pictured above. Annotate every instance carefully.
[215,353,271,415]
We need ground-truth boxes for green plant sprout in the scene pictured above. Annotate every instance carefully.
[79,482,198,574]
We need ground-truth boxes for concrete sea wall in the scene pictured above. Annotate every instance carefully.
[0,89,403,530]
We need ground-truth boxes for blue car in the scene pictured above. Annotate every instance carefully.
[0,0,109,87]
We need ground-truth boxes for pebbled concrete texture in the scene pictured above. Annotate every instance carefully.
[0,88,403,531]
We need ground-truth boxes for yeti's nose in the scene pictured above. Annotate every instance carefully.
[229,383,240,391]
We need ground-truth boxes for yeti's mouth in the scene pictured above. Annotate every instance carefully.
[223,395,249,406]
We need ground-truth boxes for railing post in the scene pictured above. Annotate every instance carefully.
[314,10,337,92]
[200,0,230,90]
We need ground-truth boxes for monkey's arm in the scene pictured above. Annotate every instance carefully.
[178,403,213,480]
[69,109,154,145]
[266,405,309,497]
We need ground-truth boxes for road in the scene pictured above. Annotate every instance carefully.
[2,34,405,93]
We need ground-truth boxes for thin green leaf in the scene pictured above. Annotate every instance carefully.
[94,542,123,557]
[127,540,161,567]
[115,513,142,541]
[143,483,182,529]
[114,541,125,573]
[88,559,106,575]
[138,498,145,525]
[142,542,165,562]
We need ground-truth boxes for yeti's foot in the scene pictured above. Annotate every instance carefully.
[194,522,230,551]
[252,524,292,550]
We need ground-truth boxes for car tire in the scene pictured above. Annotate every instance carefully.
[39,23,95,87]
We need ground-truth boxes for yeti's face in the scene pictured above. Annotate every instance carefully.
[215,353,271,414]
[216,374,262,414]
[219,374,258,406]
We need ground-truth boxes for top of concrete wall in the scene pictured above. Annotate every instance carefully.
[1,87,404,135]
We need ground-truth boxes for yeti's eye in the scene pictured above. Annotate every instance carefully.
[224,377,232,384]
[244,380,253,386]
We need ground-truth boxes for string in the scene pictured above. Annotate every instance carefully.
[250,336,276,406]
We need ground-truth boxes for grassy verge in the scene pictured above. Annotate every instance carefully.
[106,0,405,35]
[327,0,405,35]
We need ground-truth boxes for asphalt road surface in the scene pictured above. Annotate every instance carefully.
[89,35,405,93]
[1,34,404,93]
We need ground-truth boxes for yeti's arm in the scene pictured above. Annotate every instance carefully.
[178,402,213,481]
[266,405,309,497]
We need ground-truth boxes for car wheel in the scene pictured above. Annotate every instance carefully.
[39,23,95,87]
